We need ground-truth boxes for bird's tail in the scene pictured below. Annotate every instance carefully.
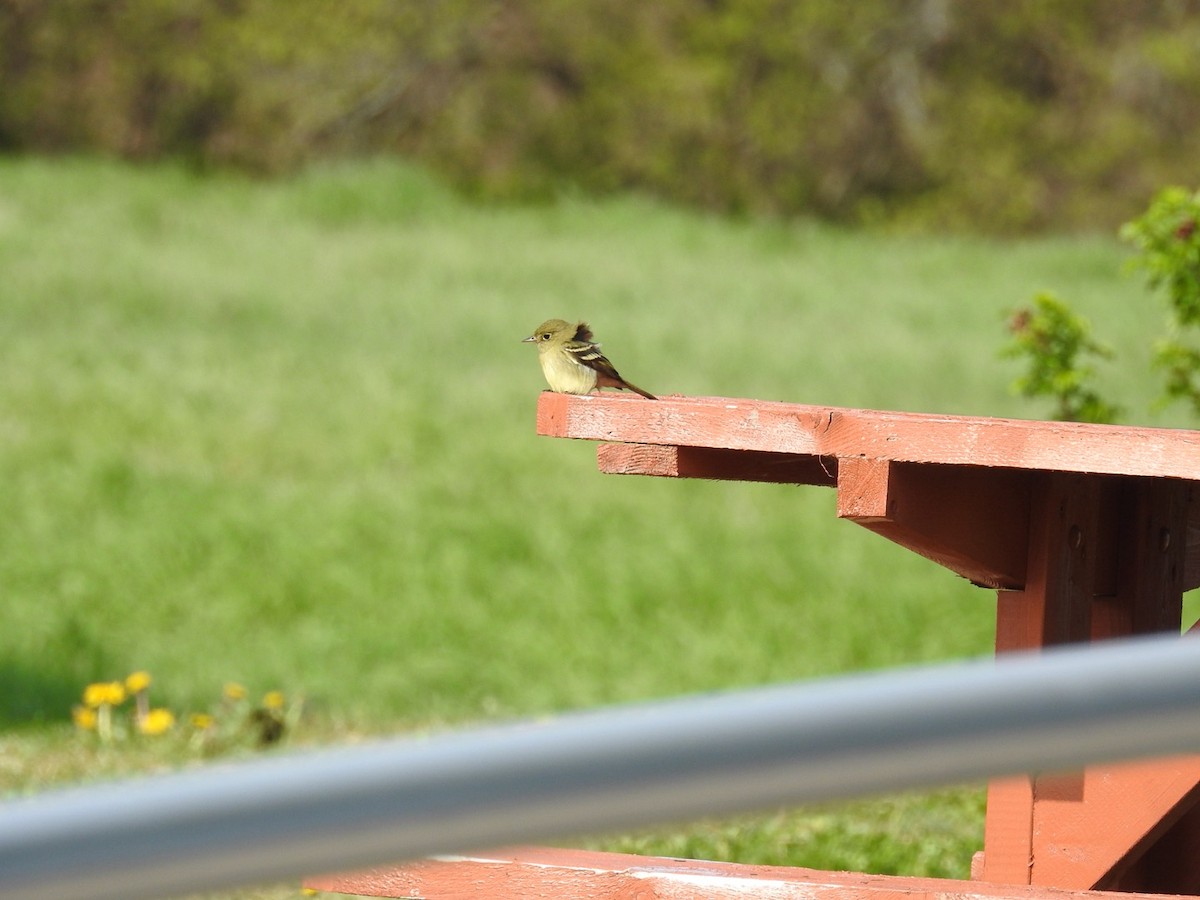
[595,370,658,399]
[622,380,657,400]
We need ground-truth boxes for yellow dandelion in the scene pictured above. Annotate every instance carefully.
[125,671,152,693]
[189,713,215,730]
[72,706,97,730]
[137,708,175,736]
[262,690,285,710]
[223,682,247,701]
[83,681,126,708]
[82,684,107,708]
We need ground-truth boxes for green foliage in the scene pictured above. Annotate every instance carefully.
[1121,186,1200,415]
[5,2,1200,231]
[2,159,1195,887]
[1004,185,1200,423]
[593,787,985,878]
[1002,293,1120,423]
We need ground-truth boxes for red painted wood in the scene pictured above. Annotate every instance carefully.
[1029,473,1102,646]
[981,475,1200,892]
[1032,757,1200,891]
[984,475,1103,886]
[313,395,1200,900]
[597,442,836,485]
[1114,480,1189,637]
[1112,791,1200,893]
[306,846,1200,899]
[552,395,1200,592]
[835,458,1031,589]
[300,397,1200,898]
[535,393,1200,481]
[982,777,1036,885]
[1186,494,1200,594]
[541,394,1200,894]
[1028,478,1198,893]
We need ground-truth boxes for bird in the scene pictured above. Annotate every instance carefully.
[522,319,657,399]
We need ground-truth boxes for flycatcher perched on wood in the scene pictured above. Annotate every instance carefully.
[523,319,657,399]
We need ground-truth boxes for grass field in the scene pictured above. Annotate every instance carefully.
[0,157,1195,897]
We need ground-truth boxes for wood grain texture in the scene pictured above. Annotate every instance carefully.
[540,393,1200,592]
[1182,486,1200,594]
[1112,789,1200,893]
[306,845,1200,899]
[1031,757,1200,891]
[836,458,1031,589]
[529,392,1200,895]
[987,474,1200,893]
[982,776,1037,885]
[597,443,836,485]
[536,393,1200,480]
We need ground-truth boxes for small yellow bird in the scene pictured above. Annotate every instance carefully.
[523,319,657,399]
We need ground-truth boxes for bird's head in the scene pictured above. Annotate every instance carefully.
[522,319,578,346]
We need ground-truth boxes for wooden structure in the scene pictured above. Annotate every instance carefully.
[309,393,1200,898]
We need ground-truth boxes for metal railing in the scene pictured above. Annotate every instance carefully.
[2,633,1200,899]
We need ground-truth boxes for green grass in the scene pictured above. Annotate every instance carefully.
[0,157,1195,897]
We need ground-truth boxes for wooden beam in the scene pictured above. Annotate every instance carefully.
[536,393,1200,481]
[982,474,1105,885]
[1095,479,1189,638]
[835,458,1031,590]
[547,394,1200,591]
[306,846,1200,900]
[981,776,1036,885]
[1184,484,1200,593]
[597,443,836,485]
[1111,787,1200,892]
[1032,757,1200,891]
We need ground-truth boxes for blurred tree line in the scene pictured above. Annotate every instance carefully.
[2,0,1199,232]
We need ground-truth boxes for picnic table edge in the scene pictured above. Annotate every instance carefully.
[535,392,1200,482]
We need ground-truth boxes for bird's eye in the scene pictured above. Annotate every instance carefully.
[540,333,551,341]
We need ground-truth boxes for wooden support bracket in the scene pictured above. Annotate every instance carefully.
[835,457,1031,590]
[597,443,836,485]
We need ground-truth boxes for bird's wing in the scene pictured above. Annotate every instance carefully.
[564,340,622,381]
[572,322,596,343]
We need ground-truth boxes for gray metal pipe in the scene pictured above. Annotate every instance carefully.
[2,633,1200,899]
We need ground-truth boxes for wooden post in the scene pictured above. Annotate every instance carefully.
[981,476,1199,892]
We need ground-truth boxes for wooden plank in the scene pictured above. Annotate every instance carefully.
[1184,484,1200,593]
[982,776,1036,885]
[597,443,836,485]
[536,393,1200,481]
[1111,789,1200,892]
[1031,757,1200,891]
[1095,479,1187,639]
[558,396,1200,592]
[982,475,1200,893]
[306,846,1200,899]
[983,474,1101,884]
[835,458,1031,589]
[1026,478,1198,893]
[990,473,1101,649]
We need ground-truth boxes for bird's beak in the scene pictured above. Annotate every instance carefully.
[521,334,536,343]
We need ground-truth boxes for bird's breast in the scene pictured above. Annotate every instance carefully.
[540,350,598,394]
